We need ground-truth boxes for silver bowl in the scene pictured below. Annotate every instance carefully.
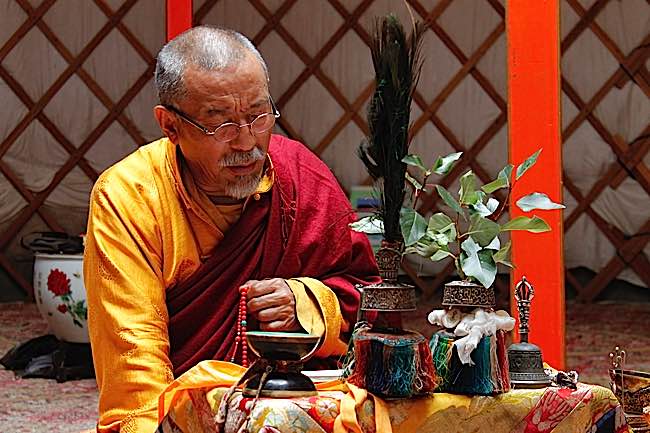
[243,331,321,398]
[246,331,320,361]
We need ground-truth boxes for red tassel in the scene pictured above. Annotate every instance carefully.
[417,339,439,392]
[347,339,370,389]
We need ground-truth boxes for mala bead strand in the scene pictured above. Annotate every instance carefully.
[230,286,249,367]
[240,286,249,367]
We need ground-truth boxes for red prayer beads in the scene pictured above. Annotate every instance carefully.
[230,286,249,367]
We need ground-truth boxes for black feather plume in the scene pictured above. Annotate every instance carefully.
[358,15,425,242]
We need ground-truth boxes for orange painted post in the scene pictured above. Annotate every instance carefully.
[507,0,565,369]
[166,0,193,41]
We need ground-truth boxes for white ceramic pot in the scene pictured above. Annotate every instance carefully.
[33,253,89,343]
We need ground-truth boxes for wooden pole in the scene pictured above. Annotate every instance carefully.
[507,0,565,369]
[166,0,193,41]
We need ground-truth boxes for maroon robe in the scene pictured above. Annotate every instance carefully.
[166,135,380,375]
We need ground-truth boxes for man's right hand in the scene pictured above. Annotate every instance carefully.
[242,278,302,332]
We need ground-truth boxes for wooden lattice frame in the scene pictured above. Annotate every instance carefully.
[0,0,648,301]
[0,0,154,297]
[559,0,650,301]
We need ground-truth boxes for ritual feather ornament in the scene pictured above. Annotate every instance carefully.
[358,15,425,243]
[344,15,437,399]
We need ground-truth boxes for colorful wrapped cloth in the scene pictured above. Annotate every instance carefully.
[347,329,438,398]
[156,360,630,433]
[430,330,510,395]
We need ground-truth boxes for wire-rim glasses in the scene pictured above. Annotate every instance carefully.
[164,97,280,143]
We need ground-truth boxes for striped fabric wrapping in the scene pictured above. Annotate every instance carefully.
[430,330,510,395]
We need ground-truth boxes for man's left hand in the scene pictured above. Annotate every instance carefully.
[243,278,301,332]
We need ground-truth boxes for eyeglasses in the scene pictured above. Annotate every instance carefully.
[164,97,280,143]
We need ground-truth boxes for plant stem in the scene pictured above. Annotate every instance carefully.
[453,215,464,279]
[455,256,466,280]
[413,172,430,210]
[489,187,511,221]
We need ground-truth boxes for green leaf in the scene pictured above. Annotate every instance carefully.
[485,236,500,250]
[515,149,542,180]
[482,164,513,194]
[487,198,499,213]
[516,192,565,212]
[478,250,497,285]
[429,232,449,246]
[427,213,453,232]
[427,223,457,246]
[400,207,428,246]
[430,248,455,262]
[73,301,87,319]
[500,216,551,233]
[459,171,480,205]
[461,237,481,255]
[435,185,466,220]
[470,197,499,218]
[427,213,457,246]
[402,154,426,171]
[405,171,423,190]
[405,240,439,258]
[460,238,497,288]
[349,216,384,235]
[407,239,455,261]
[432,152,463,175]
[481,179,506,195]
[467,214,500,247]
[493,240,513,267]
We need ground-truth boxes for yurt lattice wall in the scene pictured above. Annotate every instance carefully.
[0,0,166,297]
[0,0,648,301]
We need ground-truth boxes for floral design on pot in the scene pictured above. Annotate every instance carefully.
[47,268,87,328]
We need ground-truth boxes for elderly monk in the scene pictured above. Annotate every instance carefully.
[83,25,379,432]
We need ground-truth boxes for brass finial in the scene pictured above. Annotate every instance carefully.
[514,276,534,343]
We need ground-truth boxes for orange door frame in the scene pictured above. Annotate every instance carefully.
[166,0,193,41]
[507,0,565,369]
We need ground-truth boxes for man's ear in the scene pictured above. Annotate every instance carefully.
[154,105,179,144]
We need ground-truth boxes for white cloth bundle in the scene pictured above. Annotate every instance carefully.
[428,308,515,365]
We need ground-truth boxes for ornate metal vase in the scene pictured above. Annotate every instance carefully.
[348,240,436,398]
[442,280,495,309]
[508,277,551,388]
[360,240,416,311]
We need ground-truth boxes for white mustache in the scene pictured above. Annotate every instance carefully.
[218,147,265,167]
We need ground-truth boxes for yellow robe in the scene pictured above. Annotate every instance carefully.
[84,138,346,433]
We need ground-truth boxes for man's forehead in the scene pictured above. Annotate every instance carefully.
[202,95,268,114]
[180,78,267,115]
[184,53,266,87]
[183,64,267,102]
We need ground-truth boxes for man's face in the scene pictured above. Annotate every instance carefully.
[165,53,272,198]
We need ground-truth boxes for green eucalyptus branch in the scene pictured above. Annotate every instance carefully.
[351,146,563,288]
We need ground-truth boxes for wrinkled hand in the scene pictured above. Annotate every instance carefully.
[243,278,301,332]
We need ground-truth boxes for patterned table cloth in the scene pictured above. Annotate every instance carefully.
[156,361,630,433]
